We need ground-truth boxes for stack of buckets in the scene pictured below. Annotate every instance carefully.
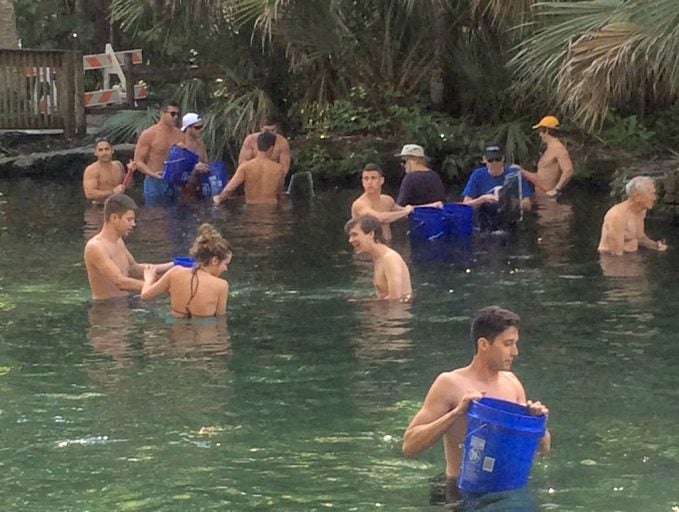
[162,145,229,198]
[458,397,546,494]
[409,203,473,262]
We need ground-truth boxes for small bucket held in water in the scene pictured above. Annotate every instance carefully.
[162,146,199,186]
[442,203,473,238]
[200,161,229,198]
[173,256,196,268]
[458,397,546,494]
[409,207,445,241]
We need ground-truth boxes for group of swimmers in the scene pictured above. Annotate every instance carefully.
[80,104,669,501]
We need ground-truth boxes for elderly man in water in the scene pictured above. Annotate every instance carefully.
[345,214,412,301]
[598,176,667,256]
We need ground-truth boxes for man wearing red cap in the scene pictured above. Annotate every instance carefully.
[521,115,573,197]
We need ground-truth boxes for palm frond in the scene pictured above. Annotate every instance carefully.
[96,108,159,143]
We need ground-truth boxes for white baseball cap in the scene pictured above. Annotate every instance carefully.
[394,144,426,158]
[181,113,204,132]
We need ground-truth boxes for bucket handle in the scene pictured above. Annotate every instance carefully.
[412,222,444,241]
[463,422,488,445]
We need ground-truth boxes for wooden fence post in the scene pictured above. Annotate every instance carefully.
[124,52,135,107]
[73,50,86,134]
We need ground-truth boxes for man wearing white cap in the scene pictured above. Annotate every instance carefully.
[521,115,573,197]
[180,113,210,195]
[395,144,446,207]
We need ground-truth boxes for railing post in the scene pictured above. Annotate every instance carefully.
[73,50,86,134]
[124,52,135,107]
[61,51,75,137]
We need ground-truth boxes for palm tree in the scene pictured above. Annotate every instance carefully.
[0,0,18,49]
[511,0,679,131]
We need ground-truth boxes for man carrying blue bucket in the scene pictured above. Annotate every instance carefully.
[403,306,550,501]
[462,144,533,231]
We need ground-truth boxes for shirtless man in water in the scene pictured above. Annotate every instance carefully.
[83,138,134,204]
[84,194,173,301]
[213,131,284,205]
[403,306,550,498]
[345,214,412,301]
[598,176,667,255]
[521,116,574,197]
[351,164,412,241]
[134,100,183,199]
[238,114,291,191]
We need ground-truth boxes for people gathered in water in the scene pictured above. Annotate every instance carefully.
[141,223,232,318]
[598,175,668,255]
[84,193,173,301]
[345,214,413,301]
[351,163,412,241]
[402,306,550,498]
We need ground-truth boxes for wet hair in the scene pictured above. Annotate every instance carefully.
[625,176,654,197]
[362,163,384,176]
[257,131,277,151]
[160,99,179,111]
[104,193,137,221]
[344,214,385,244]
[471,306,520,352]
[189,223,232,266]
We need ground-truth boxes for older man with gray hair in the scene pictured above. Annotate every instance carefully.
[598,176,667,255]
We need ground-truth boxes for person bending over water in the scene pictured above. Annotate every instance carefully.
[82,138,135,204]
[141,224,232,318]
[403,306,550,498]
[598,176,667,255]
[84,194,173,301]
[213,131,284,205]
[345,215,412,301]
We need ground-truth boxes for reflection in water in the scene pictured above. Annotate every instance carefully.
[599,253,650,304]
[83,204,104,241]
[144,316,230,358]
[429,476,539,511]
[535,196,573,267]
[87,298,137,361]
[353,300,413,362]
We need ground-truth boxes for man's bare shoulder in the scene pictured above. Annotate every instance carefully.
[276,133,290,147]
[430,369,469,394]
[379,194,397,208]
[83,161,100,176]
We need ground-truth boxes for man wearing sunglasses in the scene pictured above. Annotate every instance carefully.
[134,99,183,200]
[462,143,533,230]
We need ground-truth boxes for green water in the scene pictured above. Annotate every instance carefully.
[0,179,678,511]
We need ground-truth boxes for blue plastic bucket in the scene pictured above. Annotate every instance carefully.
[199,161,229,198]
[409,207,445,241]
[443,203,473,238]
[173,256,196,268]
[458,397,546,494]
[162,146,199,186]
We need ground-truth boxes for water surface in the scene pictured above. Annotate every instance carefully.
[0,180,677,511]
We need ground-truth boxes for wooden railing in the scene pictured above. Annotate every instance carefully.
[0,49,86,136]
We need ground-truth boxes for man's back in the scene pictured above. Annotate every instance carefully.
[243,157,285,205]
[397,170,445,206]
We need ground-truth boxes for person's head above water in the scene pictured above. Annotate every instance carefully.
[483,142,505,176]
[93,137,113,161]
[625,176,657,210]
[260,114,280,133]
[344,214,386,244]
[395,144,427,170]
[103,193,137,222]
[533,115,560,138]
[471,305,520,353]
[190,223,233,268]
[257,131,277,152]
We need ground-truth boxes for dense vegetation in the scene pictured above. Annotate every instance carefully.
[10,0,679,183]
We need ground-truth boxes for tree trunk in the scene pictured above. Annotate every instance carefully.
[0,0,18,49]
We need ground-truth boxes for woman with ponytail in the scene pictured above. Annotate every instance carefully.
[141,224,232,317]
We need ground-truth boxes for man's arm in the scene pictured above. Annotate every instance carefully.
[463,195,497,208]
[547,148,574,196]
[636,214,668,251]
[83,167,122,201]
[85,243,144,292]
[213,164,246,204]
[353,202,413,224]
[403,376,482,457]
[133,130,161,179]
[238,134,257,165]
[515,378,551,456]
[140,265,173,300]
[278,136,291,175]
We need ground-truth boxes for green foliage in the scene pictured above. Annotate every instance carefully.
[598,113,656,155]
[96,108,158,143]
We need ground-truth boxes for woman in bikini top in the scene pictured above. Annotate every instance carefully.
[141,223,232,318]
